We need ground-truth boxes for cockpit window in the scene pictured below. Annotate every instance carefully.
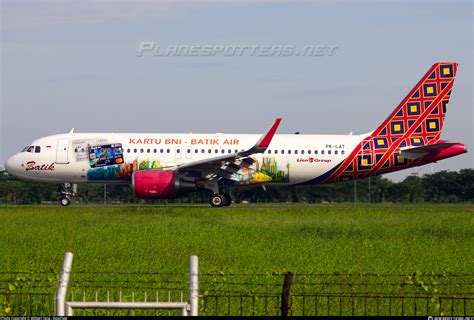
[22,145,41,153]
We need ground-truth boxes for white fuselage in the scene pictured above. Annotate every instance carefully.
[5,132,365,185]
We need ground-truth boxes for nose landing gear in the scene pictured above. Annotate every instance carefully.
[60,183,76,207]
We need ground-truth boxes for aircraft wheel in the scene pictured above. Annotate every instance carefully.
[222,193,232,206]
[60,197,71,207]
[209,194,226,207]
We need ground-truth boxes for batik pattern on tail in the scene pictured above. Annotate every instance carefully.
[323,62,458,183]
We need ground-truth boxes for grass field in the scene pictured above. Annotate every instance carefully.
[1,204,473,316]
[1,204,473,274]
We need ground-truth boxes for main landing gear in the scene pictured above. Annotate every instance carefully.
[209,193,232,207]
[60,183,76,207]
[60,197,71,207]
[204,179,232,207]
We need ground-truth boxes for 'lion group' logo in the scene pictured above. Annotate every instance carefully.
[297,157,332,163]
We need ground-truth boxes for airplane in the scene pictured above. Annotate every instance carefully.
[4,62,467,207]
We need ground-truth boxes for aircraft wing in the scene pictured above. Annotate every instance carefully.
[168,118,282,180]
[399,141,460,160]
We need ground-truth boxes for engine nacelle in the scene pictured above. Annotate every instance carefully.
[132,171,198,199]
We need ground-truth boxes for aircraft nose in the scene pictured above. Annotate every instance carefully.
[5,156,14,173]
[5,154,22,177]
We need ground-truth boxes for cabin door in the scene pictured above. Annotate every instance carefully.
[56,138,70,164]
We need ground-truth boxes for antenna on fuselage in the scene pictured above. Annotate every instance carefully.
[69,128,75,134]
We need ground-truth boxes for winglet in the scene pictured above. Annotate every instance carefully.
[256,118,282,148]
[238,118,282,157]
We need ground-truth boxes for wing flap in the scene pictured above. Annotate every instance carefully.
[220,163,243,174]
[217,169,239,180]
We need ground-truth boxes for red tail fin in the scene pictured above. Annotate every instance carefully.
[372,62,457,145]
[319,63,460,184]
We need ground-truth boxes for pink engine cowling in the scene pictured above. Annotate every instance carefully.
[132,171,197,199]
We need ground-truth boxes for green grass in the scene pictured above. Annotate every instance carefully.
[1,204,473,274]
[0,204,473,316]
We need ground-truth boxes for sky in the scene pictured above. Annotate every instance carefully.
[1,0,472,181]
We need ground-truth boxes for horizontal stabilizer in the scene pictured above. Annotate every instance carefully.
[400,142,460,160]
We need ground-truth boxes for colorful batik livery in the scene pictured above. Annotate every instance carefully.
[319,62,458,184]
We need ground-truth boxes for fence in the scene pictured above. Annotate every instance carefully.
[201,293,473,316]
[199,272,474,316]
[55,252,198,316]
[1,267,473,316]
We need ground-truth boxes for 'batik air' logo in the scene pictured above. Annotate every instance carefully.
[25,161,55,171]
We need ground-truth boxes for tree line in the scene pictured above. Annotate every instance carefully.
[0,169,472,204]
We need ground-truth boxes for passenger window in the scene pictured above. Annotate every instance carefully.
[166,149,170,153]
[215,149,218,154]
[288,150,291,154]
[208,149,212,153]
[153,149,157,153]
[160,149,164,153]
[221,149,225,154]
[268,150,272,154]
[35,146,41,153]
[176,149,180,153]
[140,148,144,153]
[341,150,345,155]
[335,150,338,155]
[308,150,311,154]
[315,150,318,155]
[321,150,325,155]
[275,150,278,154]
[328,150,331,155]
[295,150,298,154]
[301,150,304,154]
[187,149,191,154]
[195,149,199,153]
[147,149,150,153]
[133,148,137,153]
[201,149,205,153]
[127,149,130,153]
[228,149,232,154]
[281,150,285,154]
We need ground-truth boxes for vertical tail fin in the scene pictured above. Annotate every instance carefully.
[372,62,457,145]
[316,62,460,184]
